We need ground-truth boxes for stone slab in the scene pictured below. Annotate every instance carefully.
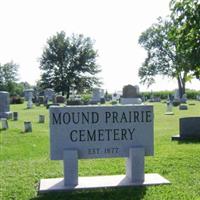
[50,105,154,160]
[120,98,142,105]
[171,134,181,141]
[39,173,170,193]
[0,111,12,119]
[164,112,174,115]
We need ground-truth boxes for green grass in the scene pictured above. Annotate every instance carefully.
[1,101,200,200]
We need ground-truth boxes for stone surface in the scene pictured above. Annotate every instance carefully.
[13,112,18,121]
[165,102,174,115]
[121,85,142,105]
[90,88,103,104]
[180,94,187,103]
[39,173,170,193]
[24,121,32,132]
[24,89,34,108]
[39,104,171,192]
[1,118,8,130]
[24,89,34,101]
[120,98,142,105]
[172,117,200,140]
[64,150,78,186]
[50,105,154,160]
[122,85,139,98]
[0,91,12,119]
[126,147,144,183]
[44,88,55,101]
[179,105,188,110]
[39,115,45,123]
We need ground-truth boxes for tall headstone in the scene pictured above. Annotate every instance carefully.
[0,91,12,119]
[24,89,34,109]
[165,102,174,115]
[120,85,142,105]
[90,88,101,104]
[180,94,187,104]
[44,88,55,101]
[1,118,8,130]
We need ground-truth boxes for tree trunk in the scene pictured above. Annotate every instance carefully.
[66,86,70,99]
[177,75,183,98]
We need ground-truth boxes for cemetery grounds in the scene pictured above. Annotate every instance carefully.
[1,101,200,200]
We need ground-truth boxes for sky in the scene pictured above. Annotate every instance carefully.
[0,0,199,93]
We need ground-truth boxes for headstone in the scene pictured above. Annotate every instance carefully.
[179,105,188,110]
[13,112,18,121]
[1,118,8,130]
[24,89,34,109]
[90,88,102,104]
[39,115,45,123]
[39,105,170,192]
[56,96,65,103]
[165,102,174,115]
[0,91,12,119]
[112,92,121,102]
[174,89,180,100]
[120,85,142,105]
[180,94,187,103]
[173,89,180,106]
[24,121,32,132]
[196,95,200,101]
[44,88,55,101]
[172,117,200,140]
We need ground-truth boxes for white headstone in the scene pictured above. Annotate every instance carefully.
[90,88,101,104]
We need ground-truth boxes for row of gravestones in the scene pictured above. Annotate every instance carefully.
[1,88,199,193]
[0,87,199,138]
[0,113,45,131]
[39,85,200,192]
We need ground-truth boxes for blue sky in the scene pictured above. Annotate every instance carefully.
[0,0,199,92]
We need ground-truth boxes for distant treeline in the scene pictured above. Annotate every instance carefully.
[141,89,200,100]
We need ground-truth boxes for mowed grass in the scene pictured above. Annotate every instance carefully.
[1,101,200,200]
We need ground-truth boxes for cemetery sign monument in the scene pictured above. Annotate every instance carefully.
[39,105,170,192]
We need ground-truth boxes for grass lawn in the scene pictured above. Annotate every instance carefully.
[1,101,200,200]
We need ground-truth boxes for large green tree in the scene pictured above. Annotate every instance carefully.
[170,0,200,77]
[138,0,200,97]
[39,31,101,98]
[0,61,19,95]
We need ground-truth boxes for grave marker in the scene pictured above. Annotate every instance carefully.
[120,85,142,104]
[0,91,12,119]
[172,117,200,140]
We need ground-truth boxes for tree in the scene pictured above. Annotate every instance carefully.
[138,18,189,97]
[39,31,101,98]
[138,0,200,97]
[170,0,200,78]
[0,61,19,95]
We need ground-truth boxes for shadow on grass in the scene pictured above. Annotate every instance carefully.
[178,138,200,144]
[31,187,147,200]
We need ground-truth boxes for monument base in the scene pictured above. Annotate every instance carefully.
[164,112,174,115]
[39,174,170,193]
[120,98,142,105]
[172,134,200,141]
[0,112,12,119]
